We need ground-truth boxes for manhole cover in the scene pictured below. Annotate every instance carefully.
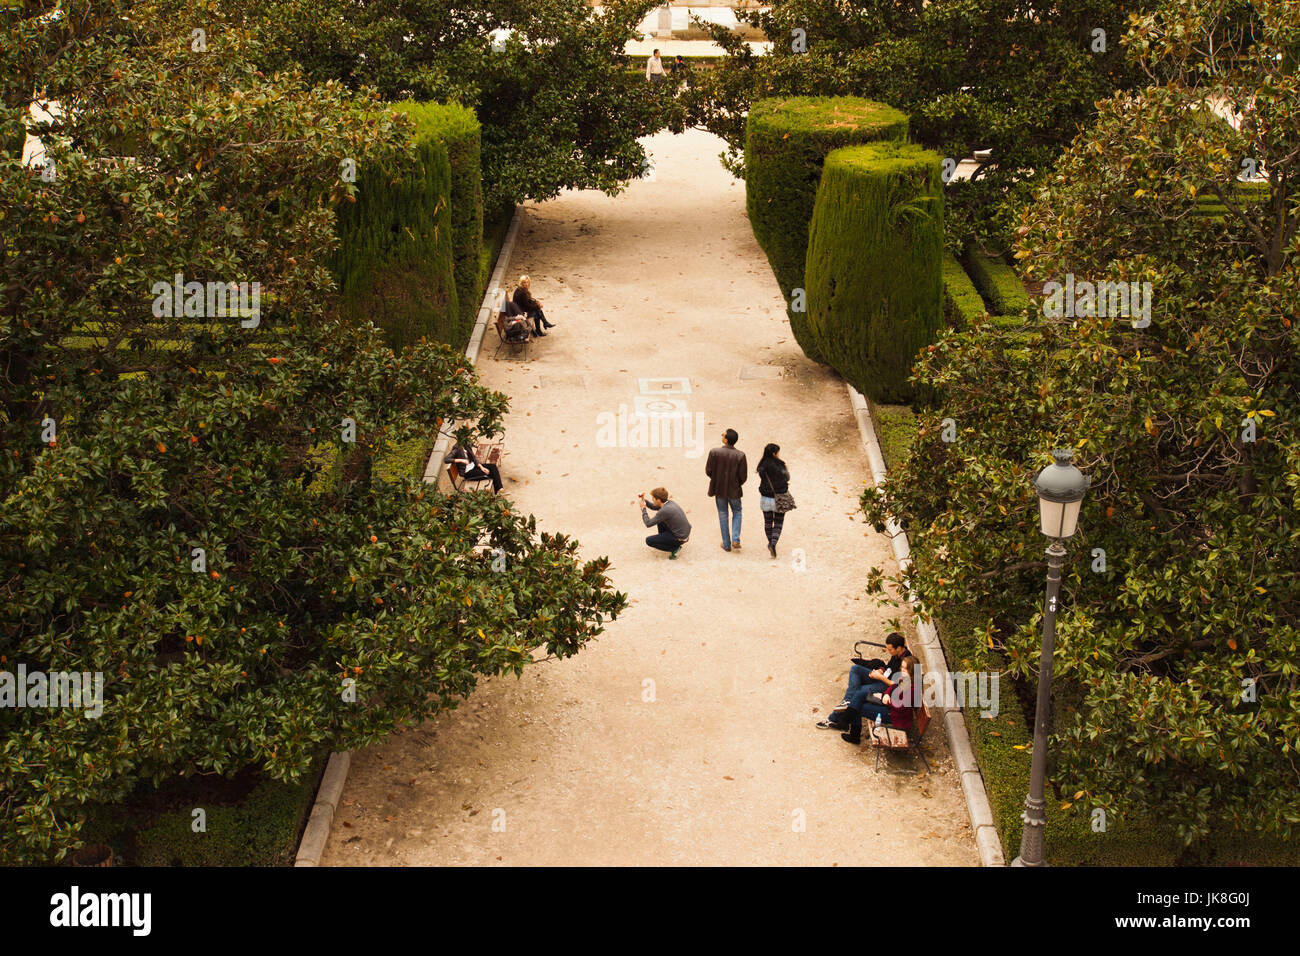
[539,375,587,388]
[638,377,692,395]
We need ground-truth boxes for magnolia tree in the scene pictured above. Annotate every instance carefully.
[861,0,1300,846]
[248,0,672,210]
[0,1,625,863]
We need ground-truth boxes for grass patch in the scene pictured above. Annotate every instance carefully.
[870,401,917,473]
[78,753,327,866]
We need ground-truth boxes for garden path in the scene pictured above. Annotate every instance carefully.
[319,128,979,866]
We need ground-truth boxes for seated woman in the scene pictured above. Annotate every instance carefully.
[512,274,555,335]
[835,656,915,745]
[815,633,914,741]
[443,439,503,493]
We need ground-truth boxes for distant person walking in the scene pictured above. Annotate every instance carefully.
[705,428,747,551]
[646,49,666,84]
[757,443,792,558]
[639,487,691,559]
[513,274,554,335]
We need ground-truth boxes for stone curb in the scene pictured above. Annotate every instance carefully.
[847,385,1006,867]
[293,204,524,868]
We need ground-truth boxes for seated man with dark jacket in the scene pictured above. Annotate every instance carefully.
[639,487,690,559]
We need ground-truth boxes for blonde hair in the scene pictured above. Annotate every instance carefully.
[517,274,530,288]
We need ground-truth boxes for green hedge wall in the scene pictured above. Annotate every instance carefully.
[744,97,909,362]
[331,104,461,351]
[803,141,943,405]
[942,253,988,328]
[966,246,1030,317]
[393,102,484,333]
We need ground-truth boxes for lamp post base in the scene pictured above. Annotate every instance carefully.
[1009,856,1048,867]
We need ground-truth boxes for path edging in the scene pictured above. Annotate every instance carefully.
[846,385,1006,867]
[294,204,525,868]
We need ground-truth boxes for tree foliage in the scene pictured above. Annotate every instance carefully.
[684,0,1155,252]
[1,0,626,863]
[248,0,673,210]
[861,0,1300,844]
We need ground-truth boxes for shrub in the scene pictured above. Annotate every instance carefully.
[332,104,461,351]
[942,253,988,328]
[803,141,943,404]
[393,102,484,333]
[744,96,909,361]
[965,246,1030,316]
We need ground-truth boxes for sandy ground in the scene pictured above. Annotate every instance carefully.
[320,128,979,866]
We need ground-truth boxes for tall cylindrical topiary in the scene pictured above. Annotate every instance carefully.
[332,103,461,351]
[803,141,944,404]
[394,102,484,339]
[744,97,909,362]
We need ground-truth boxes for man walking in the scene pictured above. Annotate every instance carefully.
[646,48,666,84]
[639,487,690,559]
[705,428,747,551]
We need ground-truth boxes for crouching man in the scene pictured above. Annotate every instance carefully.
[639,487,690,560]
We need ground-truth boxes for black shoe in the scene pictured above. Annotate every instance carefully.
[768,544,776,559]
[816,719,848,730]
[535,331,547,337]
[841,730,862,745]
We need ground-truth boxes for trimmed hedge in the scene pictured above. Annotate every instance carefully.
[331,103,461,351]
[135,764,325,866]
[965,246,1030,317]
[744,96,909,362]
[803,141,943,404]
[393,102,484,333]
[942,253,988,328]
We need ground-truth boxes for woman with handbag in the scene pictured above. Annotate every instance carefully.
[757,443,794,558]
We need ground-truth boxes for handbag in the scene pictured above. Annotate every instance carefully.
[774,491,796,513]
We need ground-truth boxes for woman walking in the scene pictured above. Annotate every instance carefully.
[757,443,792,558]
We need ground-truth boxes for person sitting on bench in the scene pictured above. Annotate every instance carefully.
[513,274,555,335]
[501,296,531,341]
[834,655,915,745]
[816,632,914,738]
[444,439,503,493]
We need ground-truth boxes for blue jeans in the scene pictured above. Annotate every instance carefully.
[827,665,887,728]
[715,497,742,547]
[646,530,682,553]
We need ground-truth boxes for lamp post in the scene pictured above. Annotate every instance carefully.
[1012,447,1090,867]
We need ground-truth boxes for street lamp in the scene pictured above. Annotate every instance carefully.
[1012,447,1090,867]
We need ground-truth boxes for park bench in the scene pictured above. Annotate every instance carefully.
[493,298,533,361]
[868,701,932,774]
[446,441,504,493]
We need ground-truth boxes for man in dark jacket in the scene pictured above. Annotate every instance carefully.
[705,428,747,551]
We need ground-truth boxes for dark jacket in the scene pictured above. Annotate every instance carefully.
[757,458,789,497]
[513,286,541,313]
[443,444,483,473]
[642,499,691,541]
[705,444,747,498]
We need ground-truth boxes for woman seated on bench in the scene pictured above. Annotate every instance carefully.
[833,655,915,744]
[444,440,503,493]
[513,275,555,336]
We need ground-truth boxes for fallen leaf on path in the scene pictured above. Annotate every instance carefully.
[723,775,734,780]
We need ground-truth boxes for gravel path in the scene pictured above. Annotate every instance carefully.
[320,128,979,866]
